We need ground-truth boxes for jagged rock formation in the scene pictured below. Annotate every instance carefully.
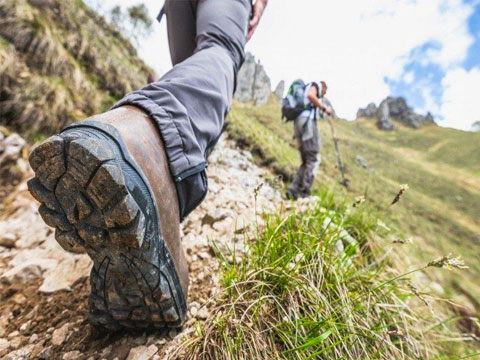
[357,96,436,130]
[234,52,272,106]
[377,99,395,131]
[273,80,285,101]
[0,0,152,139]
[357,103,377,118]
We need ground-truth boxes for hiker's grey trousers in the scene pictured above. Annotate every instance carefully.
[113,0,251,220]
[288,120,321,198]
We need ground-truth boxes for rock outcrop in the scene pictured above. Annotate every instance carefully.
[357,103,377,118]
[234,53,272,106]
[357,96,436,130]
[273,80,285,101]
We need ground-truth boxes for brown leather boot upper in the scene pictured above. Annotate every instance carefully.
[84,105,189,295]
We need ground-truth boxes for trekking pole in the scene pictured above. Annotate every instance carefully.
[327,116,350,189]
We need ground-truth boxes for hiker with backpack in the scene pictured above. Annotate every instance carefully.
[282,80,333,200]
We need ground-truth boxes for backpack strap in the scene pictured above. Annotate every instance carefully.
[305,82,320,111]
[157,1,166,23]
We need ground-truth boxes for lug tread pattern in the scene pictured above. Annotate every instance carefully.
[28,129,186,331]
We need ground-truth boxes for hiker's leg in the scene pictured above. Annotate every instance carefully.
[299,130,320,197]
[288,142,308,197]
[301,151,320,197]
[164,0,196,66]
[113,0,251,220]
[28,0,250,331]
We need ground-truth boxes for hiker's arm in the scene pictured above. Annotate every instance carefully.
[247,0,268,42]
[307,87,332,114]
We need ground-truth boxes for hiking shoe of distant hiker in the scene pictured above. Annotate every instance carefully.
[27,109,187,331]
[286,189,298,200]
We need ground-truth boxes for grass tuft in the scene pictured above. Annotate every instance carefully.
[176,191,478,359]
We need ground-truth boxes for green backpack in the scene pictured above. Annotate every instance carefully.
[281,79,316,121]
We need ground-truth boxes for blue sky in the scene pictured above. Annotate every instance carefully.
[88,0,480,131]
[385,0,480,128]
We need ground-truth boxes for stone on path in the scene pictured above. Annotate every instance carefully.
[51,324,69,346]
[126,344,158,360]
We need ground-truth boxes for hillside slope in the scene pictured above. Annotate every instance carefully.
[228,99,480,306]
[0,0,152,140]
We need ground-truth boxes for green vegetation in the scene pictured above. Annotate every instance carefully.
[226,99,480,304]
[0,0,153,140]
[1,0,478,355]
[108,4,153,43]
[178,190,478,358]
[189,98,480,357]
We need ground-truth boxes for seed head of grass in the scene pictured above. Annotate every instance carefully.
[391,184,409,205]
[392,237,414,245]
[353,195,366,208]
[427,254,468,270]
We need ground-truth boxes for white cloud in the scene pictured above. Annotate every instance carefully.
[85,0,476,130]
[247,0,475,121]
[440,67,480,130]
[403,71,414,84]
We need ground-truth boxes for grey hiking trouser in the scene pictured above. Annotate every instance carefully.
[112,0,251,221]
[288,118,321,198]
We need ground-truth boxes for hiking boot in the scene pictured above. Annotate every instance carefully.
[27,106,188,331]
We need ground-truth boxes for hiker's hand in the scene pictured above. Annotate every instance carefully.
[325,106,333,116]
[247,0,268,42]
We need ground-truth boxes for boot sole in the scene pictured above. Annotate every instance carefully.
[27,121,187,331]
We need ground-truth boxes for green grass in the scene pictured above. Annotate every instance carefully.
[184,98,480,357]
[178,190,479,359]
[225,99,480,306]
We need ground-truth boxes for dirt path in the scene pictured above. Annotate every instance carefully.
[0,135,284,360]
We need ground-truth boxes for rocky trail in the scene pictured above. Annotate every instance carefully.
[0,132,293,360]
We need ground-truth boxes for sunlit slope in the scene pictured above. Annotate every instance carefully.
[0,0,152,140]
[227,99,480,302]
